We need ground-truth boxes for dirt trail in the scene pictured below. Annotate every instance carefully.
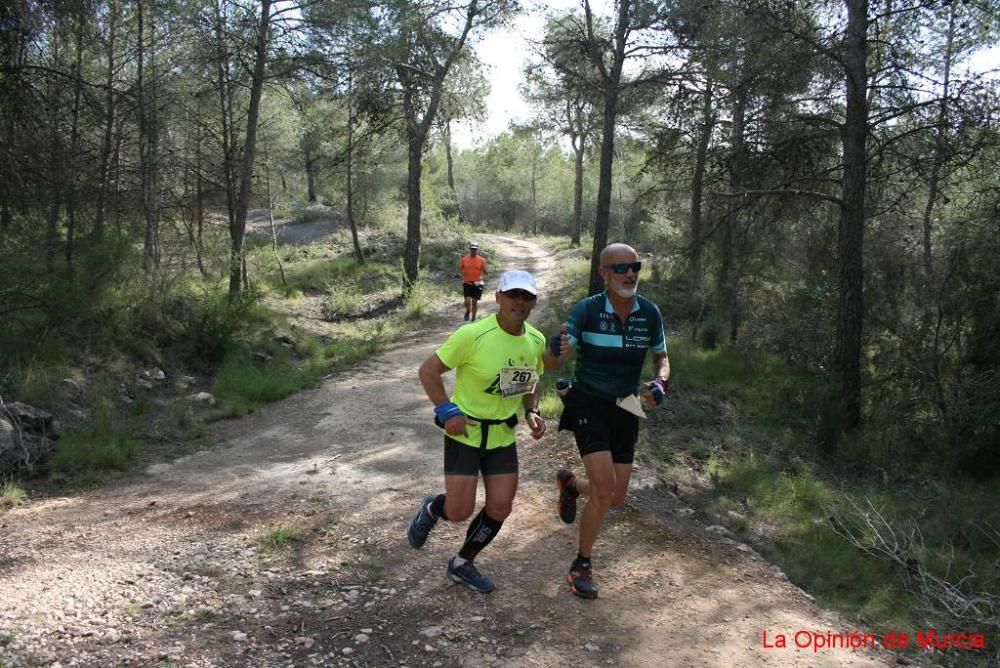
[0,235,892,667]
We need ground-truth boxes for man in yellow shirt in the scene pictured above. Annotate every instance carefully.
[407,270,564,593]
[458,242,487,321]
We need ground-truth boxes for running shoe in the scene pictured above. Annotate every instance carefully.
[556,469,579,524]
[407,495,438,549]
[447,557,496,593]
[568,561,598,599]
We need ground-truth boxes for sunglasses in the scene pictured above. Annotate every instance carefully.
[501,289,537,300]
[602,261,642,274]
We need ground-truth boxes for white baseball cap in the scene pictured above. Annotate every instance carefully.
[468,242,479,249]
[497,270,537,295]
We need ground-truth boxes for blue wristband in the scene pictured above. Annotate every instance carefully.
[434,402,463,422]
[548,333,563,357]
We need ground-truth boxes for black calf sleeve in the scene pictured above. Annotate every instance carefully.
[458,508,503,560]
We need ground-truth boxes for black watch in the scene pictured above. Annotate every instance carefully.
[526,408,541,417]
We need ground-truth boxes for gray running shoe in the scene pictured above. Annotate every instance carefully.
[447,557,496,593]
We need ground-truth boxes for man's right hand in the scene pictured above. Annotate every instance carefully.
[434,401,468,436]
[444,415,468,436]
[548,324,571,357]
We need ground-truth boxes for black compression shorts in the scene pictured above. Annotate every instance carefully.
[557,388,638,464]
[444,436,518,476]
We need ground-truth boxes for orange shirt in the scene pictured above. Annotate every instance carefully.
[458,254,487,283]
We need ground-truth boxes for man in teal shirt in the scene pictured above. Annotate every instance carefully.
[545,243,671,599]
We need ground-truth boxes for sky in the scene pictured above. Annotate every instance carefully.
[451,0,580,149]
[451,3,1000,151]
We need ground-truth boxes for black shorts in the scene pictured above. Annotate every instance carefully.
[462,282,484,299]
[444,436,518,476]
[557,388,638,464]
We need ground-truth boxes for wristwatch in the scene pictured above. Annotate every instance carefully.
[526,408,541,417]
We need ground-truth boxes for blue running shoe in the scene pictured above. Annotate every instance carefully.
[407,495,438,549]
[447,557,496,593]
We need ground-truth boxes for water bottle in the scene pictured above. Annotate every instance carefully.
[556,378,570,398]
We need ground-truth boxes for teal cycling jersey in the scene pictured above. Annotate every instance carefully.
[565,292,667,400]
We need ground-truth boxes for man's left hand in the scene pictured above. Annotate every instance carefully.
[644,377,669,406]
[526,412,546,440]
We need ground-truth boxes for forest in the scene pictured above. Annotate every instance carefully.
[1,0,999,659]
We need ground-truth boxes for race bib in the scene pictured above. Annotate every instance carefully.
[499,366,538,398]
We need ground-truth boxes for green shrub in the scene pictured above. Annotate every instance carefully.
[257,523,301,552]
[50,428,137,473]
[212,347,324,417]
[1,481,27,510]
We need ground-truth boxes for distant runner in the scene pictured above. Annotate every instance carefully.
[458,242,487,321]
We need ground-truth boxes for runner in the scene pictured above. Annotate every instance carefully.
[458,242,487,321]
[407,270,555,593]
[544,243,671,599]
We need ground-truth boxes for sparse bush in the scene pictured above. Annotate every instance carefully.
[257,524,301,552]
[50,427,137,473]
[1,480,27,510]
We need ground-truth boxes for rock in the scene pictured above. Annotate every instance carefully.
[190,392,216,406]
[420,626,443,638]
[1,430,57,472]
[676,508,695,517]
[341,647,354,656]
[231,631,248,642]
[705,525,732,537]
[354,633,370,644]
[59,378,83,399]
[2,402,61,437]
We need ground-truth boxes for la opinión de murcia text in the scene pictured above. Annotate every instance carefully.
[761,629,987,652]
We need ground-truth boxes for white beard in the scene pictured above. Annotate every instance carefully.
[612,283,638,299]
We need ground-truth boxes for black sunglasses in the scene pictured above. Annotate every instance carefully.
[602,261,642,274]
[502,289,537,300]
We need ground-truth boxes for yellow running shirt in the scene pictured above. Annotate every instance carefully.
[435,314,546,449]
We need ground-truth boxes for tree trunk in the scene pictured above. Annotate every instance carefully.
[530,153,538,235]
[262,133,286,286]
[587,0,629,296]
[44,34,63,273]
[65,7,86,274]
[920,1,955,306]
[723,74,746,345]
[346,76,364,265]
[229,0,272,295]
[444,118,464,224]
[398,2,478,292]
[690,70,713,275]
[215,0,237,242]
[402,134,424,289]
[94,0,118,241]
[137,0,160,273]
[834,0,869,432]
[569,100,585,247]
[305,151,317,202]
